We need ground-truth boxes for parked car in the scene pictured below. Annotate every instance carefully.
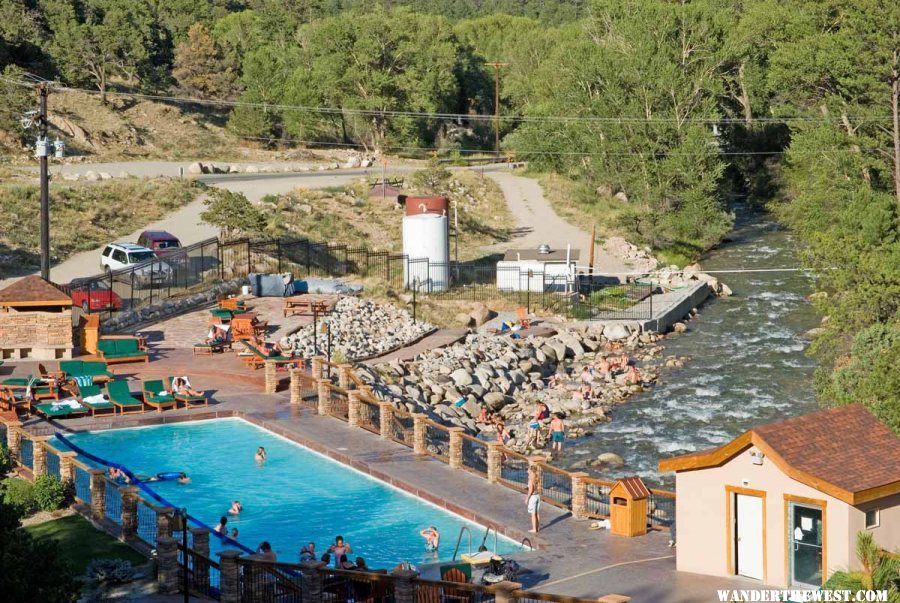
[100,243,173,287]
[69,279,123,313]
[137,230,182,256]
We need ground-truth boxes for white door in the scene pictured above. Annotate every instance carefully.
[735,494,764,580]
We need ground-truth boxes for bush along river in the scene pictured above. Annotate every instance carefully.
[561,215,821,488]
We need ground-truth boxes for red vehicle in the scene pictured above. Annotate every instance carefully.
[70,279,123,313]
[137,230,182,256]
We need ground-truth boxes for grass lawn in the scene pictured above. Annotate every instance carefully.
[25,514,146,575]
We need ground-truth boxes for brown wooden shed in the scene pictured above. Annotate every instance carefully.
[610,476,650,537]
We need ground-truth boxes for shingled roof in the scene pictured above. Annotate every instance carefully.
[658,404,900,505]
[0,275,71,307]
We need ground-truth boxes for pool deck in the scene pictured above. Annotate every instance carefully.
[2,346,761,602]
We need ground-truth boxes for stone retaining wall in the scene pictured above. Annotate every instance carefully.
[0,309,73,360]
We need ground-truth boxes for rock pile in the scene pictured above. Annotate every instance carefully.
[285,297,433,360]
[355,325,683,454]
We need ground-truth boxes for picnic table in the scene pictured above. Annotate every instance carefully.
[283,298,331,317]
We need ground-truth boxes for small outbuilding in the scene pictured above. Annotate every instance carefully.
[0,275,74,360]
[497,245,579,292]
[609,476,651,537]
[659,404,900,588]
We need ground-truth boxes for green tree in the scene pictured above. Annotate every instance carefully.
[411,158,451,194]
[212,10,264,75]
[200,189,265,240]
[48,0,164,103]
[825,531,900,602]
[173,22,236,98]
[0,65,35,146]
[0,481,78,602]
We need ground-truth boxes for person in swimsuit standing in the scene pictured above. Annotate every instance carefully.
[526,465,541,533]
[327,535,353,568]
[419,526,440,552]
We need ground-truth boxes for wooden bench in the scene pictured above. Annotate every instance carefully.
[283,298,330,317]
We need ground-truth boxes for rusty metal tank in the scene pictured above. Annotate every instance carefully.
[404,196,449,216]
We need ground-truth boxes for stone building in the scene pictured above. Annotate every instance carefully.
[0,276,74,360]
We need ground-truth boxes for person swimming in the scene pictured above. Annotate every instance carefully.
[420,526,440,552]
[255,447,267,464]
[228,500,242,515]
[214,516,228,535]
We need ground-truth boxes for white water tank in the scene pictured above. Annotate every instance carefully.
[402,213,449,292]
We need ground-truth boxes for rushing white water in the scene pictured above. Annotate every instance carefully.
[563,216,820,487]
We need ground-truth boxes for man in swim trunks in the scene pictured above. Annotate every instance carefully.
[327,536,352,568]
[420,526,440,552]
[526,465,540,533]
[549,412,565,452]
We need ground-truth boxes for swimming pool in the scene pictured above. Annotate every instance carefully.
[53,418,520,567]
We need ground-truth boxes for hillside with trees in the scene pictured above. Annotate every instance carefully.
[0,0,898,428]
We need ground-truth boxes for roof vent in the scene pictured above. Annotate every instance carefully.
[537,244,551,254]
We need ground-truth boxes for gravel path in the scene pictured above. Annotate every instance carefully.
[487,172,632,276]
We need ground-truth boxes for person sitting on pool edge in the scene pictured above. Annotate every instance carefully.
[214,516,228,535]
[229,500,242,515]
[257,541,276,562]
[255,446,267,464]
[338,554,356,570]
[327,536,352,567]
[419,526,440,552]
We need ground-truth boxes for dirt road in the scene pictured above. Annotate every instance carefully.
[487,172,632,276]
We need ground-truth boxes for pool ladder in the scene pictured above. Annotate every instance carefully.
[451,526,499,561]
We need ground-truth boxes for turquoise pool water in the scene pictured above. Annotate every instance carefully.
[54,418,518,567]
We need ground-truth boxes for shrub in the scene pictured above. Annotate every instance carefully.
[86,559,136,585]
[32,475,66,512]
[0,443,12,476]
[1,477,36,515]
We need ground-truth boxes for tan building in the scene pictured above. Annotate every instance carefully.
[0,276,74,360]
[659,405,900,588]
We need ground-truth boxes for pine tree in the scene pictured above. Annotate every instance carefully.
[172,22,236,98]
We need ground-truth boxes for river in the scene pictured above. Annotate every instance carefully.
[564,214,821,488]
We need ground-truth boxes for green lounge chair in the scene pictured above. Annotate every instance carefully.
[239,341,295,369]
[106,381,145,415]
[75,383,115,416]
[59,360,114,383]
[193,341,226,355]
[166,376,208,408]
[209,308,233,321]
[97,338,149,364]
[34,398,89,419]
[141,379,177,412]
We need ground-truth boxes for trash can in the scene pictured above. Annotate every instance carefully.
[609,476,650,537]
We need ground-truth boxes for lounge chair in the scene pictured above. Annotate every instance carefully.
[33,398,89,419]
[0,386,29,413]
[239,341,296,370]
[141,379,177,412]
[38,363,65,381]
[74,383,115,416]
[166,376,208,408]
[97,338,150,364]
[59,360,114,383]
[218,297,249,312]
[106,381,145,415]
[209,308,233,322]
[2,376,32,389]
[193,341,227,355]
[26,377,59,400]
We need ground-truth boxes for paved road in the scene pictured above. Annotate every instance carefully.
[487,172,632,276]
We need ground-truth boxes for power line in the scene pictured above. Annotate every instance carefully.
[2,76,896,125]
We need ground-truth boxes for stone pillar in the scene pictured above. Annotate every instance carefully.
[289,368,302,404]
[300,560,326,603]
[218,550,242,603]
[391,568,420,603]
[89,469,106,521]
[6,427,21,463]
[32,437,48,477]
[379,401,394,439]
[264,360,277,394]
[157,506,175,542]
[487,442,503,483]
[490,581,523,603]
[448,427,465,469]
[190,528,211,594]
[528,457,544,497]
[59,451,77,483]
[316,379,330,416]
[338,364,352,390]
[120,486,138,539]
[412,414,427,455]
[311,356,324,380]
[156,536,180,595]
[347,390,361,427]
[570,472,589,520]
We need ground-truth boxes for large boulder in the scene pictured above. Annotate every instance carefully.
[603,323,631,341]
[187,162,204,174]
[597,452,625,467]
[450,368,473,387]
[483,392,510,411]
[470,304,495,327]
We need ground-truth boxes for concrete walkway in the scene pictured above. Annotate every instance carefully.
[363,328,468,365]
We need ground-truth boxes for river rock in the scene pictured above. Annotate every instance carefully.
[672,322,687,334]
[483,392,508,411]
[603,323,631,341]
[470,304,495,327]
[597,452,625,466]
[450,368,473,386]
[187,162,204,174]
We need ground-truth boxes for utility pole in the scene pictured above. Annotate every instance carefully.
[37,83,50,280]
[485,62,507,156]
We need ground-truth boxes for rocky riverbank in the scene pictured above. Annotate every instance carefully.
[284,297,434,361]
[355,323,690,460]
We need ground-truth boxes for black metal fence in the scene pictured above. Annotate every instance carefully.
[60,234,655,322]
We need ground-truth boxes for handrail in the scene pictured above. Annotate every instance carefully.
[479,525,498,554]
[451,525,472,561]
